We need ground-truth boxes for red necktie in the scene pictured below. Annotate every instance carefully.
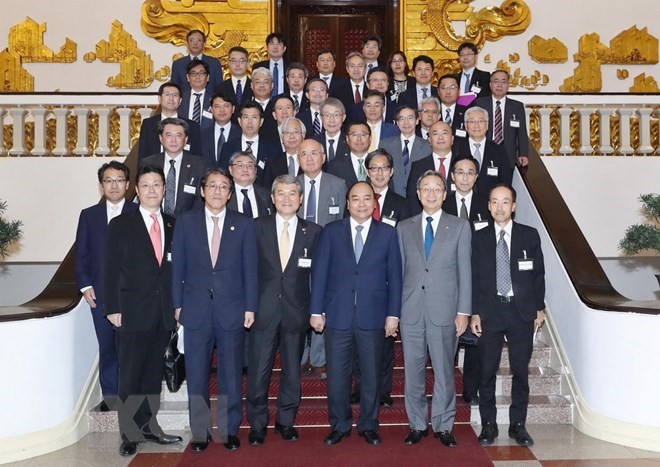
[373,193,381,220]
[438,157,447,179]
[149,213,163,266]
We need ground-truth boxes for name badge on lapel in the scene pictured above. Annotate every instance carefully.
[166,252,172,262]
[298,247,312,268]
[486,161,498,177]
[381,211,397,227]
[329,197,340,215]
[471,84,481,94]
[510,114,520,128]
[258,159,266,170]
[202,110,212,120]
[455,125,467,138]
[473,214,488,231]
[518,250,534,271]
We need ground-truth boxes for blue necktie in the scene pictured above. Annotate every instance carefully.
[402,139,410,168]
[424,216,434,260]
[164,159,176,215]
[305,180,316,222]
[496,230,512,295]
[313,111,321,135]
[236,80,243,103]
[354,225,364,263]
[241,188,253,218]
[272,62,279,96]
[192,93,202,124]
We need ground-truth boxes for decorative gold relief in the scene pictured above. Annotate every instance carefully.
[617,69,629,79]
[528,35,567,63]
[3,125,13,153]
[46,116,56,154]
[24,121,34,153]
[109,110,120,153]
[549,108,560,153]
[606,26,658,64]
[528,107,540,151]
[569,110,580,154]
[92,20,154,89]
[0,49,34,92]
[9,17,76,63]
[155,66,171,82]
[508,53,520,63]
[484,54,491,63]
[88,112,99,155]
[560,56,602,93]
[610,113,620,154]
[495,61,549,90]
[630,114,640,153]
[629,73,660,92]
[651,117,658,155]
[590,112,600,153]
[67,112,78,153]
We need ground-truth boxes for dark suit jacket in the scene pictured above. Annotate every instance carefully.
[139,152,207,217]
[179,90,214,130]
[310,217,403,331]
[471,222,545,321]
[254,215,322,332]
[137,114,202,161]
[297,107,322,137]
[200,122,241,168]
[171,54,223,96]
[227,183,273,217]
[398,84,439,110]
[460,68,491,99]
[327,154,361,189]
[349,102,397,126]
[313,131,350,164]
[173,208,258,331]
[75,201,139,306]
[379,135,432,197]
[219,136,280,180]
[452,139,512,195]
[289,92,309,115]
[474,96,529,168]
[297,172,347,227]
[214,77,254,109]
[310,75,353,112]
[442,191,492,230]
[379,189,412,225]
[103,209,176,333]
[440,104,469,139]
[253,59,290,94]
[262,152,303,189]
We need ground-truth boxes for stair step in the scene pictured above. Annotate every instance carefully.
[470,395,572,425]
[495,366,561,395]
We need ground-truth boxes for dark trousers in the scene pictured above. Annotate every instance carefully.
[246,315,306,430]
[92,304,118,399]
[325,319,384,433]
[116,319,170,441]
[478,301,534,425]
[462,344,481,396]
[352,335,395,396]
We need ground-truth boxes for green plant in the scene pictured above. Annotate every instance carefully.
[0,200,22,258]
[619,193,660,255]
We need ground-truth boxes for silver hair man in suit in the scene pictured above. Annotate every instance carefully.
[397,169,472,447]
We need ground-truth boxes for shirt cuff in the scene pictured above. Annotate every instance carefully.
[80,286,92,293]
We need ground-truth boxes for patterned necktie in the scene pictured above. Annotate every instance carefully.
[149,213,163,266]
[473,142,482,165]
[464,73,471,94]
[210,215,220,267]
[422,88,428,99]
[424,216,434,260]
[357,158,366,181]
[241,188,253,218]
[494,100,504,144]
[328,139,335,161]
[373,193,381,221]
[438,156,446,179]
[305,180,316,222]
[192,93,202,124]
[354,84,361,103]
[354,225,364,263]
[279,220,290,270]
[236,79,243,103]
[216,127,225,162]
[245,140,253,154]
[287,155,295,176]
[313,111,321,135]
[164,159,176,215]
[402,139,410,168]
[496,230,512,295]
[460,198,468,220]
[292,94,300,113]
[445,108,452,125]
[272,62,279,96]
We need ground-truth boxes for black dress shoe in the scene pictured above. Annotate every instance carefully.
[142,431,183,445]
[359,430,382,446]
[462,392,479,405]
[508,422,534,446]
[119,440,137,456]
[248,429,266,445]
[478,422,499,445]
[380,393,393,407]
[224,435,241,450]
[403,429,428,445]
[191,436,212,452]
[274,423,299,441]
[324,430,350,445]
[349,392,360,404]
[435,430,457,447]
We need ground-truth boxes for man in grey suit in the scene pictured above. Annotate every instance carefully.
[397,170,471,447]
[297,138,347,377]
[379,105,432,197]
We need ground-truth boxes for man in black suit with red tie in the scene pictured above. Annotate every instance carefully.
[246,175,322,445]
[104,165,181,457]
[470,184,546,447]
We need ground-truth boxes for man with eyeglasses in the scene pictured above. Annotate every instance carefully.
[215,46,254,108]
[298,78,329,138]
[312,98,350,164]
[417,97,441,140]
[200,92,241,168]
[474,69,529,169]
[227,151,273,218]
[328,122,373,188]
[350,67,397,125]
[453,106,511,195]
[179,59,214,130]
[137,81,202,161]
[172,168,258,453]
[437,74,468,139]
[262,117,305,188]
[253,33,289,96]
[104,164,181,457]
[75,161,138,414]
[380,105,432,197]
[171,29,223,95]
[457,42,491,102]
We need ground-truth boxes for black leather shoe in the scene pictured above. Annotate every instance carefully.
[119,441,137,456]
[359,430,382,446]
[403,429,428,445]
[224,435,241,450]
[508,422,534,446]
[435,430,457,447]
[248,429,266,445]
[349,392,360,404]
[380,393,393,407]
[142,431,183,445]
[324,430,350,445]
[191,436,211,452]
[274,423,299,441]
[462,392,479,405]
[478,422,499,445]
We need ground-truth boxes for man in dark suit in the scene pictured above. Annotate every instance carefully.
[438,74,468,140]
[250,67,279,145]
[298,78,328,138]
[137,82,202,161]
[246,175,322,445]
[285,62,309,114]
[172,168,258,452]
[362,90,400,152]
[227,151,273,217]
[397,170,471,447]
[75,161,138,412]
[397,55,438,110]
[253,33,289,96]
[474,69,530,169]
[171,30,223,95]
[457,42,491,101]
[104,164,181,456]
[470,184,546,447]
[178,60,214,130]
[214,47,253,109]
[452,106,512,195]
[311,49,352,112]
[262,117,305,189]
[310,181,402,446]
[417,97,441,140]
[328,122,372,189]
[351,68,397,125]
[139,118,207,217]
[312,98,349,164]
[200,92,241,168]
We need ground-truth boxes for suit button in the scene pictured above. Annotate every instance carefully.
[425,268,429,272]
[276,294,282,299]
[421,286,425,290]
[355,272,359,275]
[281,275,285,280]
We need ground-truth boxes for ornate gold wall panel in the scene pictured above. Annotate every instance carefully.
[630,73,660,92]
[9,17,76,63]
[528,35,567,63]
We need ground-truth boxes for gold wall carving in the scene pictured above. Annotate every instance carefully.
[629,73,660,92]
[493,60,549,90]
[528,35,567,63]
[0,49,34,92]
[617,69,629,79]
[9,17,76,63]
[606,26,658,64]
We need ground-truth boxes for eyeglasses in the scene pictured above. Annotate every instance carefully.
[102,178,126,185]
[420,187,444,195]
[205,183,231,192]
[439,85,458,90]
[232,162,256,170]
[396,115,417,122]
[188,38,203,44]
[368,77,387,83]
[161,92,180,98]
[368,165,391,173]
[420,109,439,114]
[229,58,247,64]
[466,119,487,125]
[453,170,477,177]
[139,182,164,190]
[322,112,343,119]
[308,87,327,93]
[268,41,284,47]
[188,71,208,77]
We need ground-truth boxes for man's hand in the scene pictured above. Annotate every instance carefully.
[310,315,325,333]
[107,313,122,327]
[385,317,399,337]
[534,310,545,331]
[174,308,181,322]
[518,156,529,167]
[469,315,482,337]
[83,288,97,308]
[455,314,469,337]
[244,311,255,329]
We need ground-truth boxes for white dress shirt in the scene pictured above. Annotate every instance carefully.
[205,207,226,254]
[187,89,207,121]
[235,183,259,217]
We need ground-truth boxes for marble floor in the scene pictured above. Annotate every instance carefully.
[6,424,660,467]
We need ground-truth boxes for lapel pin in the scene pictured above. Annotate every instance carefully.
[186,164,191,168]
[230,226,235,231]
